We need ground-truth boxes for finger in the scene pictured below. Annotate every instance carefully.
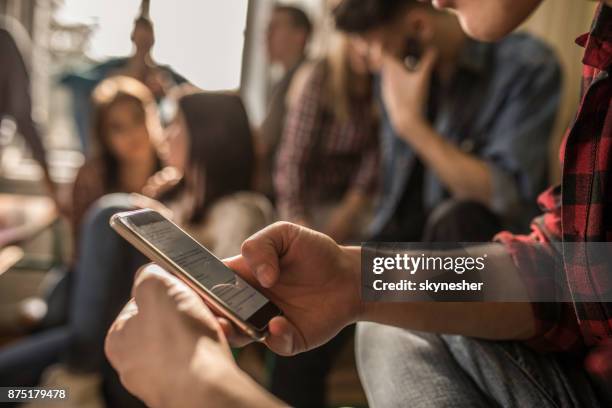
[264,315,306,356]
[415,47,438,74]
[105,299,138,365]
[223,255,260,288]
[217,317,253,348]
[240,222,298,288]
[132,263,184,311]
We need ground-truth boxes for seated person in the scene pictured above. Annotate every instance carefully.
[71,76,163,250]
[105,0,612,407]
[255,4,312,200]
[0,91,274,408]
[335,0,561,243]
[275,33,379,244]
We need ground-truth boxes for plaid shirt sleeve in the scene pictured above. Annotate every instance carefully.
[495,186,584,352]
[274,64,325,221]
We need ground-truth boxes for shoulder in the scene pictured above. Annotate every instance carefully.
[493,33,560,72]
[286,59,327,109]
[209,192,276,228]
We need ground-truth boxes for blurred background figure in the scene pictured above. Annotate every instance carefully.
[0,16,57,205]
[59,1,187,153]
[71,76,162,248]
[334,0,561,243]
[274,32,378,244]
[256,3,312,200]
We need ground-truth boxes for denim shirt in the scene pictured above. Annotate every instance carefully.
[370,33,562,237]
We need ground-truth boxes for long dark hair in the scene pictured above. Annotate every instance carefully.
[164,92,255,224]
[91,76,159,189]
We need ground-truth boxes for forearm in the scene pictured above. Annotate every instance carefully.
[342,245,536,340]
[400,119,493,205]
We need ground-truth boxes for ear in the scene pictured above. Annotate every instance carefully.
[403,8,435,44]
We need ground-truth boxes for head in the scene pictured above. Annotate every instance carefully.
[266,4,312,68]
[131,16,155,55]
[323,33,373,122]
[161,91,255,223]
[425,0,542,41]
[91,76,161,186]
[335,0,468,64]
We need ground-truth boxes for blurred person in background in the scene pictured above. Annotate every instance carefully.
[60,13,187,153]
[71,76,163,250]
[275,33,379,244]
[256,4,312,200]
[334,0,561,244]
[0,91,274,408]
[0,16,58,206]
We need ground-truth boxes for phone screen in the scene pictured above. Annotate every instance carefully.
[124,211,270,321]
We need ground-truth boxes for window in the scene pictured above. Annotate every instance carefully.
[55,0,248,90]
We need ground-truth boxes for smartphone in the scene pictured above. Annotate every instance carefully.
[110,208,281,341]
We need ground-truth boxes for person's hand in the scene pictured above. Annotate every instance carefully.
[141,166,182,198]
[224,222,362,356]
[105,265,282,408]
[380,48,437,140]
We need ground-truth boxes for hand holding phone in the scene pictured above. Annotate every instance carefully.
[110,209,281,341]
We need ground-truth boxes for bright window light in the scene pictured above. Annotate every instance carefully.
[55,0,248,90]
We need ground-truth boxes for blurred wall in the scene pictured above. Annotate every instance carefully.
[521,0,598,183]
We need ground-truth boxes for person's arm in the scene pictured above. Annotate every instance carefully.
[357,243,535,340]
[380,47,561,212]
[222,222,536,355]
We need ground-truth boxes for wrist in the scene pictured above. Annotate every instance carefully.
[339,245,365,324]
[396,114,430,142]
[181,354,282,408]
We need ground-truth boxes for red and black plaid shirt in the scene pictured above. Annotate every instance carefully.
[497,3,612,388]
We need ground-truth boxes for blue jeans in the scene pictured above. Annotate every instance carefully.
[0,194,146,406]
[356,322,601,407]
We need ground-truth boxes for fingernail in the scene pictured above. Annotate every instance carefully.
[255,264,273,288]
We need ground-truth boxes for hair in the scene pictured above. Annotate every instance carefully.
[274,4,313,37]
[321,34,374,122]
[133,15,154,32]
[333,0,422,33]
[163,92,255,224]
[91,76,158,189]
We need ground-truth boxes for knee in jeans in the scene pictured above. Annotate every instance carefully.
[82,193,134,233]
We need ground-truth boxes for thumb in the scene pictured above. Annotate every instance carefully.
[239,222,298,288]
[265,315,306,356]
[416,47,438,75]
